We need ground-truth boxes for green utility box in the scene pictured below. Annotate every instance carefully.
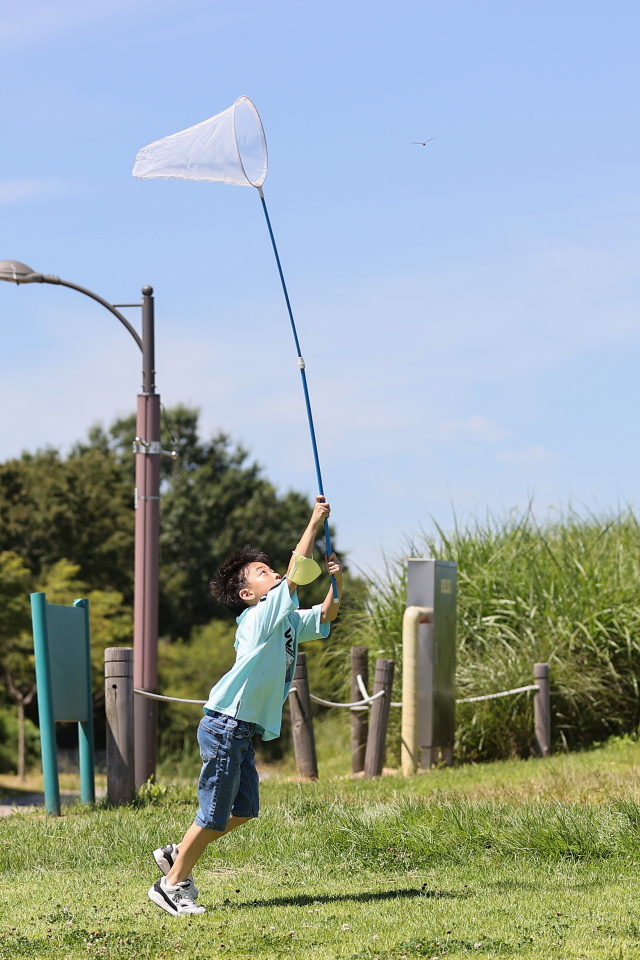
[30,593,95,815]
[406,559,457,767]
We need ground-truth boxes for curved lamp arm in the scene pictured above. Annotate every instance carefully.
[41,275,142,352]
[0,261,143,352]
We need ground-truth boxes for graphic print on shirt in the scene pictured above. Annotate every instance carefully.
[284,626,295,684]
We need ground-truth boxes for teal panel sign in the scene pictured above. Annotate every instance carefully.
[46,604,91,722]
[31,593,95,815]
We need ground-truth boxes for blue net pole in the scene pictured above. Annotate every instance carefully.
[258,189,339,602]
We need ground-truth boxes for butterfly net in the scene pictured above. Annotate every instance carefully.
[132,96,267,188]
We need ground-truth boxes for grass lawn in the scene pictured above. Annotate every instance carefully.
[4,735,640,958]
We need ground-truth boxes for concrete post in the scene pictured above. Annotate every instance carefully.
[401,606,432,776]
[105,648,135,805]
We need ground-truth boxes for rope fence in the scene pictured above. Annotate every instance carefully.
[290,685,385,709]
[456,684,539,704]
[134,688,206,705]
[112,654,549,796]
[134,681,541,709]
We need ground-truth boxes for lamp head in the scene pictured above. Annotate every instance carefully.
[0,261,43,284]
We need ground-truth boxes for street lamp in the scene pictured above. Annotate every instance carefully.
[0,260,160,786]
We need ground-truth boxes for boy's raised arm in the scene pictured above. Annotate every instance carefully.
[285,496,331,592]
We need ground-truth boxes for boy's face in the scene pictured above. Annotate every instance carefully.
[239,561,282,606]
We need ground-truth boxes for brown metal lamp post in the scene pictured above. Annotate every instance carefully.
[0,261,161,786]
[133,285,161,786]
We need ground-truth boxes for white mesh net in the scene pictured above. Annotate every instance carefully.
[132,96,267,188]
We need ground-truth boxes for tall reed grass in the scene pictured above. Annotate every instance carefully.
[346,506,640,763]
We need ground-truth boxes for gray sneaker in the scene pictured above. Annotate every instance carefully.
[148,876,206,917]
[152,843,199,899]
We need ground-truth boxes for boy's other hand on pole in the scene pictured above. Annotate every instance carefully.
[320,552,343,622]
[326,553,343,585]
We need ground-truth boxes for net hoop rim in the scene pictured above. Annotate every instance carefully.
[232,96,268,188]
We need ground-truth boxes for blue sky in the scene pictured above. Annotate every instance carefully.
[1,0,640,573]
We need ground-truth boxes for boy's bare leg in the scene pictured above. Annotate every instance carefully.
[166,816,251,885]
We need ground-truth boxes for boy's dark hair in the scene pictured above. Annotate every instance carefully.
[210,546,271,617]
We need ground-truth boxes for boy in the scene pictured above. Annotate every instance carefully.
[148,496,343,916]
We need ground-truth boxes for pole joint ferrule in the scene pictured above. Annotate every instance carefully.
[297,357,306,370]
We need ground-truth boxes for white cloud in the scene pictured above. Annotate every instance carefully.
[437,415,508,443]
[0,0,175,49]
[0,179,70,205]
[496,446,556,466]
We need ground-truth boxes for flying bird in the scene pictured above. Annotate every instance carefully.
[411,139,434,145]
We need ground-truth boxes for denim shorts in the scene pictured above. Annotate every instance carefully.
[194,711,260,832]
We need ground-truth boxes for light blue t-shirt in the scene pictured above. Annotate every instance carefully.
[203,579,331,741]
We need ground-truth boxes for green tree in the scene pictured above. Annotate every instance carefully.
[0,552,31,647]
[0,552,37,776]
[94,405,333,639]
[0,446,134,600]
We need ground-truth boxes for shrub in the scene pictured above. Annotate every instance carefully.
[348,506,640,762]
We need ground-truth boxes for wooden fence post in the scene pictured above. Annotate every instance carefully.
[350,646,369,774]
[105,647,135,805]
[288,650,318,780]
[534,662,551,758]
[364,658,395,778]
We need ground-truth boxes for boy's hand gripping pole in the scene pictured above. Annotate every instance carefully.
[258,186,339,602]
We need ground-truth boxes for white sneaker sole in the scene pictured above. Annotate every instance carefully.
[148,883,206,917]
